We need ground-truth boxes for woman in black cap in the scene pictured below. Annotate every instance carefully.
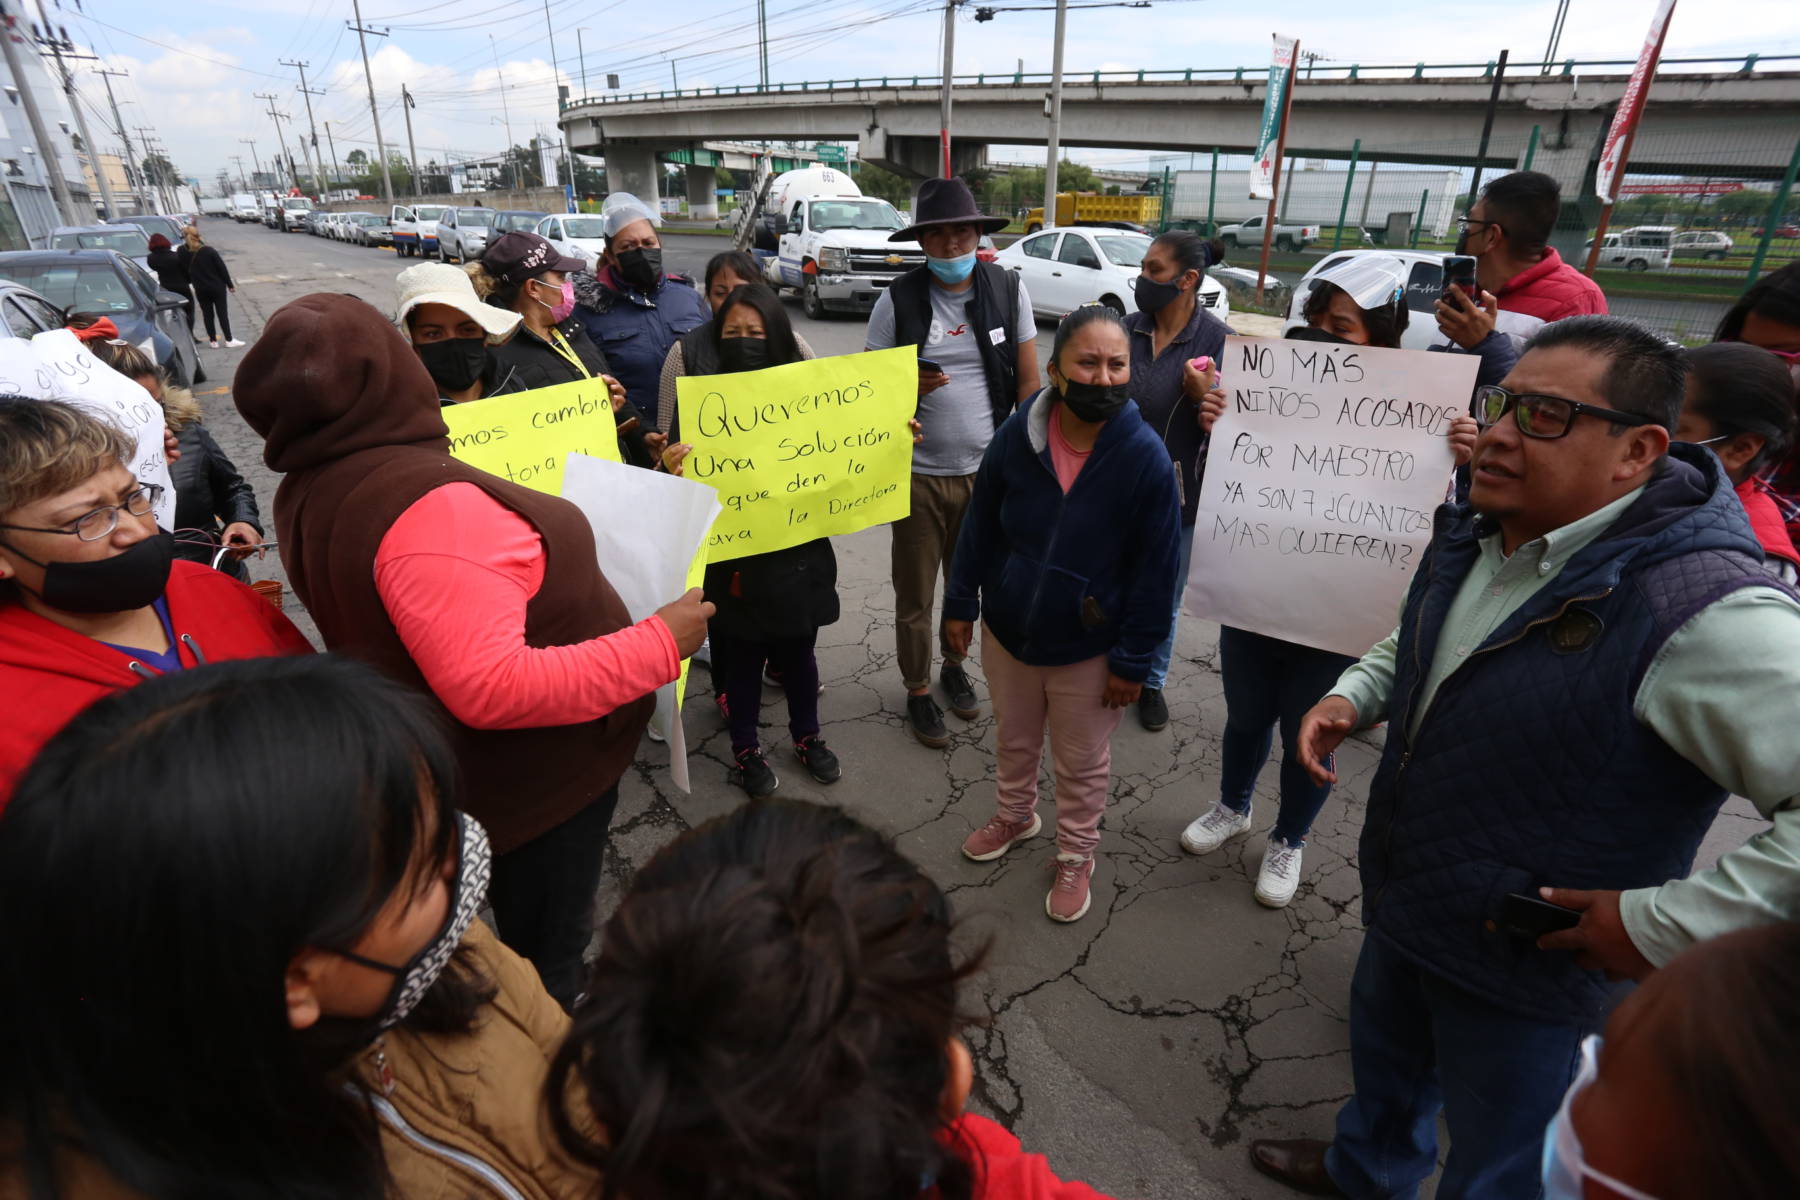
[470,230,658,465]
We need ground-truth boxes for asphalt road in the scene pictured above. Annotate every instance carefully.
[194,218,1762,1200]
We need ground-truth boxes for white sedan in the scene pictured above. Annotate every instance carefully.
[536,213,609,269]
[994,227,1229,323]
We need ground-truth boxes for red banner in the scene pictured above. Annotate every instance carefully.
[1595,0,1678,204]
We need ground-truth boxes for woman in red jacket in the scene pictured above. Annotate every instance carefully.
[1677,341,1800,581]
[0,398,310,799]
[547,798,1115,1200]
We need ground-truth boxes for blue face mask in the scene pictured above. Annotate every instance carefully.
[1541,1036,1662,1200]
[927,251,977,285]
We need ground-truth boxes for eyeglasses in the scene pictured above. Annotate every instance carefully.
[1474,386,1657,440]
[1455,216,1505,237]
[0,483,164,542]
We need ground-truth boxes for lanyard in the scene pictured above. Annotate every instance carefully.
[546,327,591,378]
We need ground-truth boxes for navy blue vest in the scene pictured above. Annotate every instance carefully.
[1362,446,1776,1025]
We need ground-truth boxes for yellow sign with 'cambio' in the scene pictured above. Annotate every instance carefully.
[442,377,623,494]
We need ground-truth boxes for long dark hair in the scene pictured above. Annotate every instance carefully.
[0,655,472,1199]
[1716,260,1800,343]
[1301,281,1409,349]
[546,799,987,1200]
[1684,341,1796,473]
[712,282,801,367]
[704,249,761,294]
[1149,230,1225,281]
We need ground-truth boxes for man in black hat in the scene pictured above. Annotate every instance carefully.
[866,176,1041,747]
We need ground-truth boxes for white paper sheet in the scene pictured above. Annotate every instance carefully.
[561,452,722,793]
[0,330,175,527]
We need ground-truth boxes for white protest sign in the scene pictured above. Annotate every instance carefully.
[561,452,721,794]
[0,330,175,527]
[1184,336,1475,658]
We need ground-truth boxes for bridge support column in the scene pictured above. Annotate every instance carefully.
[861,128,987,186]
[604,143,662,209]
[685,164,718,220]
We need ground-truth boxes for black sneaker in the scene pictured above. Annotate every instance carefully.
[732,745,779,798]
[1137,687,1169,732]
[906,693,950,748]
[940,662,980,720]
[794,735,841,783]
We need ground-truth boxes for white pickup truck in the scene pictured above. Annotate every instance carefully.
[1218,215,1320,252]
[390,203,448,258]
[760,168,926,319]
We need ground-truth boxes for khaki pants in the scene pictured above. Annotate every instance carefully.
[891,471,976,691]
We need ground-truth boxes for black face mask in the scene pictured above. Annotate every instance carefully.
[1134,273,1185,315]
[416,336,488,395]
[615,247,664,293]
[4,528,174,614]
[1057,377,1130,424]
[1287,325,1357,346]
[719,337,771,373]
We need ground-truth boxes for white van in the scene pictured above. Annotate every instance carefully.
[1584,233,1671,273]
[392,203,447,258]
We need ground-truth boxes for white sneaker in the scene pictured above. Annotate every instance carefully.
[1179,802,1253,855]
[1254,836,1304,908]
[208,340,219,348]
[224,338,246,348]
[692,635,711,667]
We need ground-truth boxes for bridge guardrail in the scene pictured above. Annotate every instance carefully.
[561,54,1800,109]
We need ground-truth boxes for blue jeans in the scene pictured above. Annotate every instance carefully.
[1217,625,1355,845]
[1326,933,1589,1200]
[1145,523,1195,691]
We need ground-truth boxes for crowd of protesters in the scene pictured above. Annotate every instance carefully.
[0,167,1796,1199]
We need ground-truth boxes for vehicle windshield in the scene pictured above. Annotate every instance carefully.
[1096,234,1152,267]
[415,206,447,220]
[51,230,148,254]
[808,199,904,232]
[495,213,541,233]
[284,198,313,210]
[4,262,135,313]
[460,209,495,226]
[356,215,384,226]
[119,217,181,241]
[561,216,606,238]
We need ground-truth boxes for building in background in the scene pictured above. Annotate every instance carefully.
[0,37,97,248]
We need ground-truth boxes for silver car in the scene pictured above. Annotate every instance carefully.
[437,206,496,264]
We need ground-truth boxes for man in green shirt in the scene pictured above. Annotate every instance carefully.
[1251,316,1800,1199]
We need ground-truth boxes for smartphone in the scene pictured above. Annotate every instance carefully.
[1442,254,1479,301]
[917,357,944,374]
[1499,892,1581,939]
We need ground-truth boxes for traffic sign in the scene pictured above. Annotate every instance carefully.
[815,143,847,163]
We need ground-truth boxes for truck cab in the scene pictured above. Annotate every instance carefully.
[391,203,446,258]
[760,168,924,319]
[279,196,313,233]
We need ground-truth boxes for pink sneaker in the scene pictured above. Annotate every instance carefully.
[961,811,1042,862]
[1046,853,1094,922]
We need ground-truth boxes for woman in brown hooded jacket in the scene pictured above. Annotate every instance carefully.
[234,293,712,1008]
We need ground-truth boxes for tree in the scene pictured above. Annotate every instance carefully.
[141,153,179,188]
[346,149,368,168]
[1712,188,1775,228]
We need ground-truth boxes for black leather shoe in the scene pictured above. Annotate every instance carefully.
[940,662,980,719]
[1137,686,1169,731]
[1248,1139,1345,1197]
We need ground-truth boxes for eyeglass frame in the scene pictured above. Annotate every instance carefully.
[1473,385,1658,441]
[0,482,165,543]
[1455,215,1506,239]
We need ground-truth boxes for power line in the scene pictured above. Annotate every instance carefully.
[71,16,293,80]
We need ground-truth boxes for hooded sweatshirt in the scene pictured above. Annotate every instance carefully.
[0,561,312,802]
[233,294,674,854]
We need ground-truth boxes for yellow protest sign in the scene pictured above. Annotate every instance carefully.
[442,377,622,494]
[676,346,915,559]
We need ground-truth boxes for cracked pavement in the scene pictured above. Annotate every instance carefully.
[199,220,1762,1199]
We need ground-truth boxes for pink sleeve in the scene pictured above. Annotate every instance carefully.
[374,483,681,730]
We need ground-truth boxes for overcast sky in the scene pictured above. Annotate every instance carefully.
[45,0,1800,186]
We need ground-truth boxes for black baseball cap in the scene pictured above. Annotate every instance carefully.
[482,231,587,286]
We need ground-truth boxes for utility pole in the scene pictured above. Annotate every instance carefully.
[758,0,768,88]
[540,0,574,193]
[137,127,174,212]
[94,68,144,212]
[254,93,298,191]
[1042,0,1068,227]
[349,0,394,202]
[229,154,247,191]
[488,33,514,181]
[32,8,114,218]
[239,137,263,193]
[322,121,342,194]
[577,27,588,97]
[0,0,79,222]
[281,59,327,196]
[400,84,420,198]
[937,0,958,178]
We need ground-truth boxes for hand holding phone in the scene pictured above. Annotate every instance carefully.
[1498,892,1581,940]
[1442,254,1479,301]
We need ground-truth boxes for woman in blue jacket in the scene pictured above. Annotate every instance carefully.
[944,305,1181,924]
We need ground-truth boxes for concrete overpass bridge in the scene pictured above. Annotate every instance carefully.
[562,55,1800,218]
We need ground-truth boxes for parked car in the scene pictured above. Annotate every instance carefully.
[51,224,151,269]
[1218,215,1320,252]
[1754,224,1800,239]
[436,207,496,263]
[1671,230,1733,260]
[1284,248,1451,351]
[535,212,608,267]
[1210,265,1291,313]
[0,249,201,386]
[345,213,388,246]
[261,205,281,230]
[110,214,187,245]
[1584,233,1670,273]
[0,278,69,339]
[994,226,1229,323]
[492,209,546,237]
[332,212,374,242]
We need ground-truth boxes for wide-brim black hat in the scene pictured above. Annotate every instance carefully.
[891,176,1010,242]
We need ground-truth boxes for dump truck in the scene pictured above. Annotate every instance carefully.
[1022,193,1162,234]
